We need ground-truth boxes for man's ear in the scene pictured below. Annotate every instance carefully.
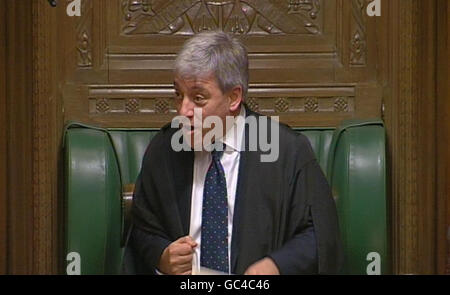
[228,85,243,112]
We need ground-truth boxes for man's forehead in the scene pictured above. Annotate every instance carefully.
[174,75,218,90]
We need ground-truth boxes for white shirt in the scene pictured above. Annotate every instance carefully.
[190,106,246,274]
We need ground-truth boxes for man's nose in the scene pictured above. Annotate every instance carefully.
[178,96,194,118]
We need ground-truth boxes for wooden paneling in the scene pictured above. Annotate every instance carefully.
[437,0,450,275]
[63,0,383,128]
[32,1,65,274]
[0,0,7,275]
[5,0,34,274]
[381,0,438,274]
[416,0,437,274]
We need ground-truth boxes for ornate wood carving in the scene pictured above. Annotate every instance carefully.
[249,96,354,114]
[76,0,93,67]
[90,97,176,114]
[58,83,371,129]
[89,95,354,115]
[350,0,368,66]
[121,0,323,35]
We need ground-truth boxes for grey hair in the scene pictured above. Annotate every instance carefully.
[174,31,249,100]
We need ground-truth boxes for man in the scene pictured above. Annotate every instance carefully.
[127,31,343,275]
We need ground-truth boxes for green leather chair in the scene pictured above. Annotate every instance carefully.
[63,119,389,275]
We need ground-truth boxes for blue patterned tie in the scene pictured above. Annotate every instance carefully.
[201,147,229,273]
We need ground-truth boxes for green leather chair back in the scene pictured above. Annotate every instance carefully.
[327,120,389,274]
[64,128,123,275]
[64,120,389,275]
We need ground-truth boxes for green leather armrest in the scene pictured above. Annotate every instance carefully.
[327,119,389,274]
[64,127,123,274]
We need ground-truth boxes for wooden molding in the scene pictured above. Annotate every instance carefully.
[5,0,34,274]
[32,0,53,275]
[436,0,450,275]
[0,0,7,275]
[384,0,438,274]
[32,0,69,274]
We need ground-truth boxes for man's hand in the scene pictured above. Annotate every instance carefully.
[244,257,280,275]
[158,236,197,275]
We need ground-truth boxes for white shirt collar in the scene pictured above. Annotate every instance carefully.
[199,105,246,153]
[220,105,246,152]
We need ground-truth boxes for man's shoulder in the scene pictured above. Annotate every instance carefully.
[152,122,177,144]
[246,107,313,153]
[141,123,177,160]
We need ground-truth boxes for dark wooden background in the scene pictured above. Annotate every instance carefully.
[0,0,448,274]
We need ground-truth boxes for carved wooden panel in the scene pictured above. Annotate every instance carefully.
[76,0,93,67]
[63,0,382,128]
[121,0,323,35]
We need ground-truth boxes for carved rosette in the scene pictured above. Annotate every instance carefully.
[155,98,170,114]
[304,97,319,112]
[125,99,140,113]
[275,98,290,113]
[334,97,349,112]
[121,0,322,35]
[245,97,259,112]
[96,98,110,113]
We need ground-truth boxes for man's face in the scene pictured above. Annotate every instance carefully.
[173,74,241,146]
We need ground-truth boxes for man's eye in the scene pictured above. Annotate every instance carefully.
[194,96,205,103]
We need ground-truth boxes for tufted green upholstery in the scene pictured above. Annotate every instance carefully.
[108,131,160,185]
[64,119,389,275]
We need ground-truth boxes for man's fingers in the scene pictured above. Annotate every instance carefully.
[160,237,197,275]
[170,243,195,256]
[176,236,198,248]
[173,261,193,274]
[175,253,193,264]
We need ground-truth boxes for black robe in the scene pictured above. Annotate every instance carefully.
[125,108,343,275]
